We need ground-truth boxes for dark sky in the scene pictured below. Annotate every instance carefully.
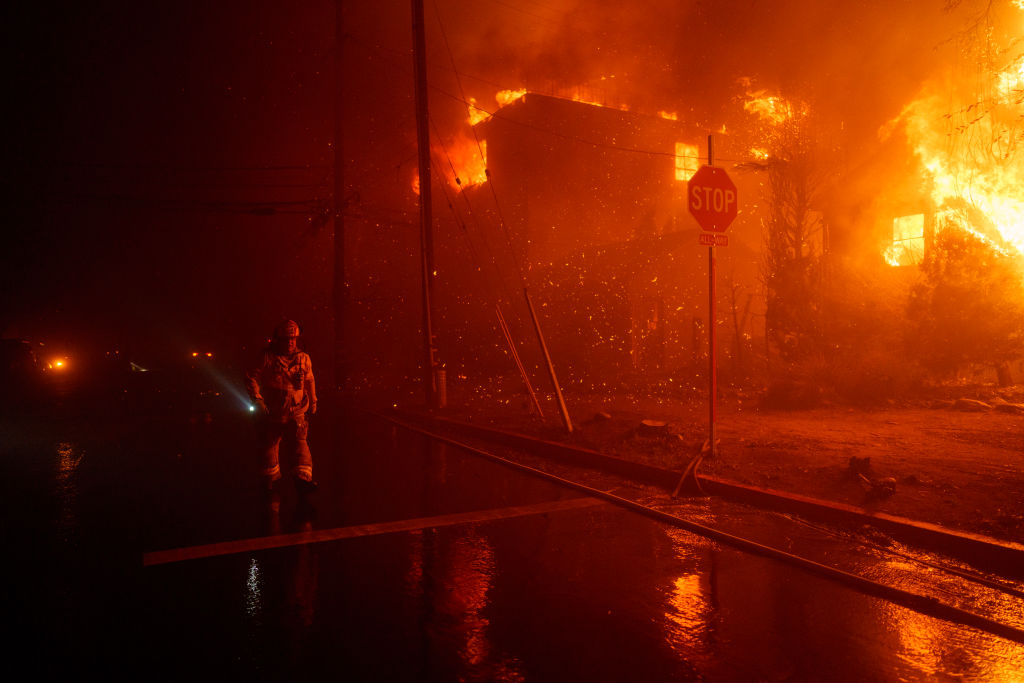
[4,1,337,354]
[1,0,978,367]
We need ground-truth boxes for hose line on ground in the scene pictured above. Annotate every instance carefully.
[382,413,1024,646]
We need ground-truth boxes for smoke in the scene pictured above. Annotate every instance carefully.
[5,0,1003,367]
[429,0,968,136]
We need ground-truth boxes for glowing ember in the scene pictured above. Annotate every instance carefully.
[658,111,678,121]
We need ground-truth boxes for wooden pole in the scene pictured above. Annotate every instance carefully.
[524,288,573,433]
[333,0,347,391]
[707,134,717,459]
[412,0,439,408]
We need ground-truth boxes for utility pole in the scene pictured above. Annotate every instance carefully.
[412,0,440,409]
[333,0,347,392]
[707,134,717,461]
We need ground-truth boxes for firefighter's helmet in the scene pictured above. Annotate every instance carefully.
[273,319,301,340]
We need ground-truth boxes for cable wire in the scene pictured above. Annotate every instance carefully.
[383,413,1024,647]
[431,0,524,284]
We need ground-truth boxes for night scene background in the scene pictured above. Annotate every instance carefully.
[6,0,1023,401]
[3,2,1024,680]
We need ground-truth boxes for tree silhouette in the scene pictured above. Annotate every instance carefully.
[907,225,1024,382]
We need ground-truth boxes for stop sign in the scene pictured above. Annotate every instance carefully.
[688,165,737,232]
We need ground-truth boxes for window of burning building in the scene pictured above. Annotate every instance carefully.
[885,213,925,267]
[675,142,699,181]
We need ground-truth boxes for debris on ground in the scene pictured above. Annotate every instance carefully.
[440,384,1024,543]
[953,398,992,412]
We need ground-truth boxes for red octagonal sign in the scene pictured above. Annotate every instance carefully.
[688,165,737,232]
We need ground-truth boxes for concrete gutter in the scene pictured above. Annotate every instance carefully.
[394,411,1024,580]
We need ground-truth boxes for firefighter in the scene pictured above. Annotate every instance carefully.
[245,319,319,492]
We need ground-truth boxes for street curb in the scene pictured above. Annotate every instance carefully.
[395,410,1024,579]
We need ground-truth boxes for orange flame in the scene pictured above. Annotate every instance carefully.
[467,97,489,126]
[896,39,1024,257]
[567,87,630,111]
[743,89,806,125]
[496,89,526,107]
[675,142,698,181]
[437,134,487,192]
[883,214,926,266]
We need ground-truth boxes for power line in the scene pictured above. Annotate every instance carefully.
[22,195,325,216]
[428,118,520,311]
[41,162,331,172]
[432,0,523,285]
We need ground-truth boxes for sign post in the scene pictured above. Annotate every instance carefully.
[687,136,737,464]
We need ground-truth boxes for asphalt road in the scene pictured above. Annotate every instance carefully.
[2,384,1023,681]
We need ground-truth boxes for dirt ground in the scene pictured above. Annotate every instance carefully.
[441,385,1024,544]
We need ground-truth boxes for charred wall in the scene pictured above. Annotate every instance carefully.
[478,93,698,267]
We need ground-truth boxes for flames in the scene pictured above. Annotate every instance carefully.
[429,132,487,194]
[558,77,630,111]
[740,85,809,165]
[467,90,527,128]
[466,97,490,127]
[430,90,527,193]
[464,89,528,131]
[675,142,698,181]
[884,214,927,267]
[893,4,1024,260]
[742,88,807,126]
[440,135,487,191]
[443,84,633,193]
[496,89,526,108]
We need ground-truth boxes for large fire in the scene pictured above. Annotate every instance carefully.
[892,4,1024,260]
[430,90,528,193]
[444,85,634,193]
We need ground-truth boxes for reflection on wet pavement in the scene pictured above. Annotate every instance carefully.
[405,528,526,681]
[245,557,262,620]
[6,407,1023,679]
[56,440,82,540]
[662,534,716,668]
[645,495,1024,680]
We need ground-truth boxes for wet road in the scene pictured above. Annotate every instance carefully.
[2,394,1023,681]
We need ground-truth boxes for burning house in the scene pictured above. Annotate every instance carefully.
[475,92,701,266]
[440,93,764,380]
[424,1,1024,392]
